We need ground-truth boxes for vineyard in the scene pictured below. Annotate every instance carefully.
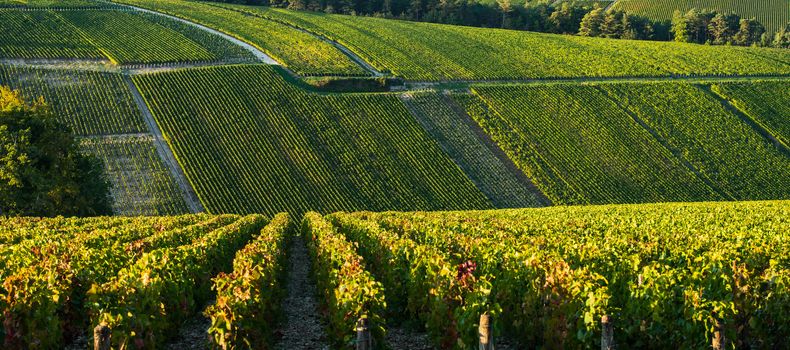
[613,0,790,34]
[460,84,719,205]
[711,81,790,147]
[0,8,252,65]
[401,91,546,208]
[132,65,491,215]
[0,65,144,135]
[112,0,367,75]
[213,3,790,80]
[598,82,790,200]
[3,201,786,349]
[0,0,102,7]
[79,135,190,216]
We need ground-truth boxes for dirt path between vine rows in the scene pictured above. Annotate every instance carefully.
[274,236,330,350]
[124,75,206,214]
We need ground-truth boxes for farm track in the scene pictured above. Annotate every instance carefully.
[124,75,206,214]
[274,235,330,350]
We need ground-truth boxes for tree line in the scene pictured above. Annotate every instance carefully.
[216,0,789,48]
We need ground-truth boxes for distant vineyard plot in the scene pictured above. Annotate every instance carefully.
[0,9,248,65]
[613,0,790,34]
[465,82,790,204]
[214,4,790,80]
[712,81,790,147]
[0,65,145,135]
[133,65,491,215]
[460,84,719,205]
[112,0,367,75]
[0,0,103,7]
[80,135,190,216]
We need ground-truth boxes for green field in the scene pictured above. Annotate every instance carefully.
[461,84,719,205]
[0,10,103,59]
[599,82,790,200]
[212,3,790,80]
[0,9,249,64]
[712,81,790,146]
[133,65,491,215]
[59,10,218,65]
[0,65,145,135]
[112,0,367,75]
[0,0,103,7]
[80,135,190,216]
[613,0,790,34]
[402,91,546,208]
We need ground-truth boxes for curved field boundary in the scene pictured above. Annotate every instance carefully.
[109,2,280,65]
[207,2,383,77]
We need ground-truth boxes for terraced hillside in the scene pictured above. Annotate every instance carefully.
[133,65,492,215]
[613,0,790,34]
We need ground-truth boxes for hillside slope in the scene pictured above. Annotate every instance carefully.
[133,64,492,215]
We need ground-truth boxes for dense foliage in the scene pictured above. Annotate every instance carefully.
[80,135,190,216]
[670,8,770,47]
[206,213,289,349]
[302,212,386,349]
[332,200,790,349]
[133,65,490,215]
[0,86,112,216]
[0,65,145,136]
[0,213,217,348]
[459,84,718,205]
[216,4,790,80]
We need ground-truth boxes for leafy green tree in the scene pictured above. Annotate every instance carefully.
[708,13,740,45]
[600,10,625,38]
[774,23,790,48]
[548,2,585,34]
[0,86,112,217]
[577,5,604,37]
[496,0,512,28]
[734,18,765,46]
[671,9,691,42]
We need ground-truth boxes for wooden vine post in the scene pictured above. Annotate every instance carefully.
[94,323,111,350]
[479,313,494,350]
[712,318,725,350]
[601,315,614,350]
[356,317,372,350]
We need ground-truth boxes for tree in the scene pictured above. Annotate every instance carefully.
[600,10,625,38]
[671,9,690,42]
[0,86,112,217]
[578,5,604,37]
[496,0,512,28]
[774,22,790,48]
[733,18,765,46]
[548,2,585,34]
[708,13,739,44]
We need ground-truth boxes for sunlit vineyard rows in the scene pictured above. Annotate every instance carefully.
[113,0,366,75]
[712,81,790,146]
[599,82,790,200]
[461,84,719,205]
[320,200,790,348]
[0,10,102,59]
[214,4,790,80]
[613,0,790,34]
[58,10,217,65]
[0,0,102,7]
[133,65,490,215]
[0,65,145,135]
[80,135,190,216]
